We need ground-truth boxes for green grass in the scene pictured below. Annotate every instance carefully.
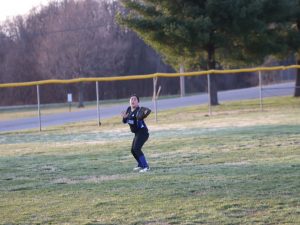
[0,96,300,224]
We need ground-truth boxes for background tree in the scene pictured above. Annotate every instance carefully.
[0,0,174,106]
[231,0,300,97]
[295,21,300,97]
[2,0,295,106]
[285,0,300,97]
[118,0,297,105]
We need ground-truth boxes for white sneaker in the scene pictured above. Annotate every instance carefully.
[133,166,142,171]
[139,167,150,173]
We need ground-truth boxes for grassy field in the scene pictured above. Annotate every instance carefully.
[0,98,130,121]
[0,96,299,225]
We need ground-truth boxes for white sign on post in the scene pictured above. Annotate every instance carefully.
[67,93,72,102]
[67,93,72,112]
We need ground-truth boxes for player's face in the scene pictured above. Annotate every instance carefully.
[130,96,139,108]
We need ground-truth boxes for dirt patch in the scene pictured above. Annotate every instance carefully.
[52,174,137,184]
[223,161,250,166]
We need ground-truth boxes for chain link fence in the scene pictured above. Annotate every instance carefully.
[0,65,299,132]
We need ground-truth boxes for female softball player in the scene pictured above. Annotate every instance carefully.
[122,94,151,173]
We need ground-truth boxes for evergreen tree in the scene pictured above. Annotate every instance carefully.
[118,0,296,105]
[294,21,300,97]
[287,0,300,97]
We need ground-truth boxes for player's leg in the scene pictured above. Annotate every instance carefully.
[133,132,149,171]
[131,135,142,170]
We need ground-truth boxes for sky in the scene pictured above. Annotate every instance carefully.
[0,0,51,22]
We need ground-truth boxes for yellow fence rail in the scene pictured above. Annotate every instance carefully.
[0,65,299,88]
[0,64,298,132]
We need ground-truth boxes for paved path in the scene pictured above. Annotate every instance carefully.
[0,82,295,132]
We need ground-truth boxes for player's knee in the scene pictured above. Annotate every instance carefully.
[133,148,142,155]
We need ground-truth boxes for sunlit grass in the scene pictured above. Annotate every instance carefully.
[0,96,299,224]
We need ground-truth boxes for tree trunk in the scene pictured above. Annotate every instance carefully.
[207,45,219,105]
[295,56,300,97]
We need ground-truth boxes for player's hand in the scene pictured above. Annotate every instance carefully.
[121,111,129,118]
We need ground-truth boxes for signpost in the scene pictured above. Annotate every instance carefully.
[67,93,72,112]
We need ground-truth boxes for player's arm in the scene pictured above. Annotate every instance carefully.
[121,107,130,123]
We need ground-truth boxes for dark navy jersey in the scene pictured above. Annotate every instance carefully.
[123,106,148,133]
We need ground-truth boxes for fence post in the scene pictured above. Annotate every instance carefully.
[259,70,263,111]
[207,73,212,116]
[36,84,42,131]
[153,77,158,122]
[96,81,101,126]
[179,64,185,97]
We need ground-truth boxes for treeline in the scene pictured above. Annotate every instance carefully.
[0,0,288,106]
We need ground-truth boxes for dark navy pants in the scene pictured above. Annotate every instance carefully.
[131,131,149,166]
